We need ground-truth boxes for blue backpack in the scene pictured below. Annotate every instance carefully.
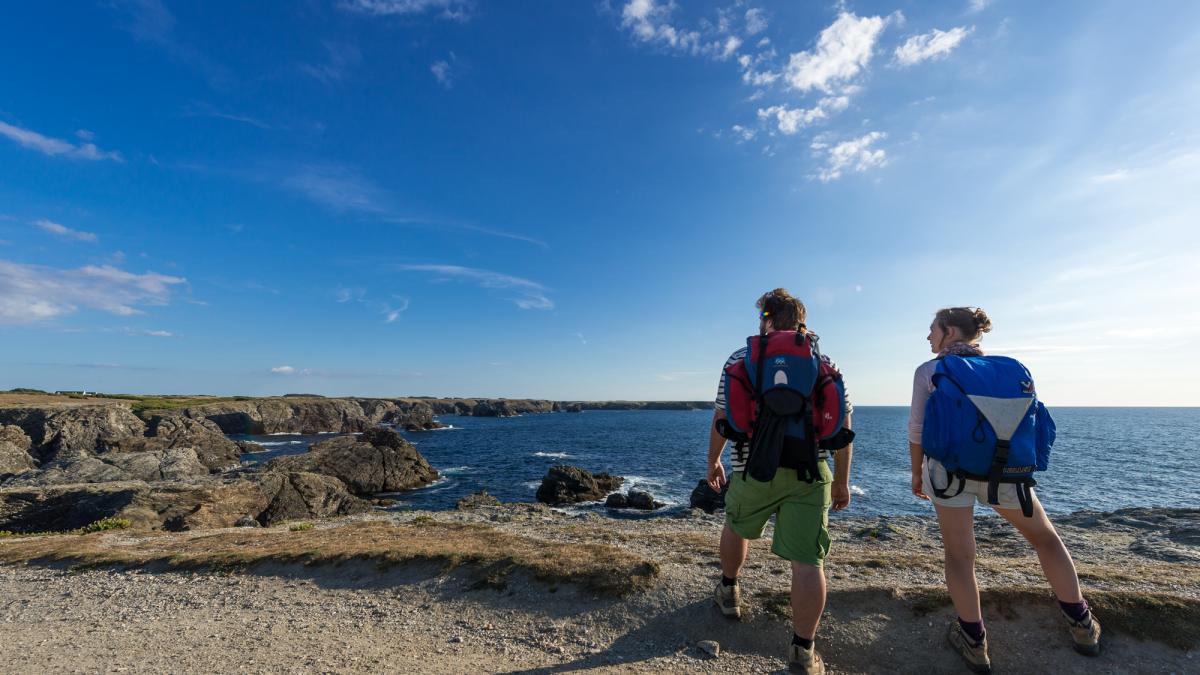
[921,354,1056,517]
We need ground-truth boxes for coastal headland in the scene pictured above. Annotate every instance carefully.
[1,391,1196,673]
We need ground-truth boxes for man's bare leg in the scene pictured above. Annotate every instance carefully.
[720,524,749,579]
[790,561,826,640]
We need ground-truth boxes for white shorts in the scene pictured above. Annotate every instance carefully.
[922,457,1029,511]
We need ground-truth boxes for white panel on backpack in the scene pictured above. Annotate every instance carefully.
[774,370,788,386]
[967,395,1032,441]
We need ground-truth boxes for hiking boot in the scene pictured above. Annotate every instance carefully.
[713,579,741,619]
[788,643,825,675]
[1063,610,1102,656]
[946,621,992,674]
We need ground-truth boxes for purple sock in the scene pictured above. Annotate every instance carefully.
[1059,599,1090,622]
[958,618,986,645]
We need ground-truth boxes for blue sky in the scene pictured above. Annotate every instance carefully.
[2,0,1198,405]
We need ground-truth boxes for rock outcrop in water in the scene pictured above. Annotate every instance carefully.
[266,428,438,495]
[689,478,728,514]
[605,490,665,510]
[536,465,624,505]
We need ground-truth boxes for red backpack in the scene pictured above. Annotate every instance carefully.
[716,330,850,482]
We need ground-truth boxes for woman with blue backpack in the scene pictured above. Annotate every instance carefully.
[908,307,1101,674]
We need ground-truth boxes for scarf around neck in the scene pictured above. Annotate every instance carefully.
[939,341,984,357]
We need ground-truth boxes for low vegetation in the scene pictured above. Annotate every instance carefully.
[0,521,659,595]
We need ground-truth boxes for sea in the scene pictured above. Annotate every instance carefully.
[231,407,1200,518]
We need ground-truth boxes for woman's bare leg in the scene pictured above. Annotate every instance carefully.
[934,502,982,622]
[994,493,1084,603]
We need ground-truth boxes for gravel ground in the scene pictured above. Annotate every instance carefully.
[1,506,1197,674]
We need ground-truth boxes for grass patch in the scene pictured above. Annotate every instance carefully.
[289,523,315,532]
[1089,590,1200,650]
[0,520,659,595]
[0,517,131,538]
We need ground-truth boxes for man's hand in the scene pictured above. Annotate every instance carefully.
[707,462,727,492]
[831,481,851,511]
[911,472,929,500]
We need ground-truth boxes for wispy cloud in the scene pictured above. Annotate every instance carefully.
[431,55,455,88]
[124,328,175,337]
[300,42,362,85]
[573,332,587,345]
[398,264,554,310]
[334,286,409,323]
[0,121,123,161]
[618,0,749,61]
[811,131,888,181]
[112,0,231,87]
[184,103,271,129]
[274,163,548,247]
[893,26,972,67]
[271,365,310,376]
[784,12,887,93]
[967,0,991,14]
[744,8,768,35]
[338,0,471,20]
[281,164,390,214]
[0,260,186,324]
[34,219,98,243]
[1090,169,1131,183]
[758,95,850,135]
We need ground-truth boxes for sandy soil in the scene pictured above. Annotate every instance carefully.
[1,506,1197,674]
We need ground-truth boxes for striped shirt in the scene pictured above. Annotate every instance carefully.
[715,334,853,471]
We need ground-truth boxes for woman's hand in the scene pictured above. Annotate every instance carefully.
[831,481,851,511]
[911,471,929,500]
[707,462,727,492]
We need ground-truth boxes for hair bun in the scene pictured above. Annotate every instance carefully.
[972,308,993,334]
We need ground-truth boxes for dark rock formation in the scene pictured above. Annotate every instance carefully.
[564,404,583,413]
[0,405,147,464]
[255,471,370,525]
[456,490,501,509]
[235,440,266,454]
[689,479,728,514]
[171,398,434,435]
[471,401,517,417]
[535,465,624,505]
[113,416,241,472]
[2,448,209,487]
[0,425,36,474]
[605,490,664,510]
[265,427,437,495]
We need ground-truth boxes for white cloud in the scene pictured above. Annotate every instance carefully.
[300,42,362,85]
[893,26,972,67]
[731,124,757,141]
[124,328,174,338]
[967,0,991,13]
[811,131,887,181]
[0,260,185,324]
[431,58,454,88]
[1090,169,1131,183]
[745,8,768,35]
[398,264,554,310]
[383,297,410,323]
[281,164,389,214]
[0,121,122,161]
[621,0,702,54]
[757,96,850,135]
[338,0,470,19]
[34,219,98,243]
[719,36,742,60]
[784,12,886,93]
[270,365,311,376]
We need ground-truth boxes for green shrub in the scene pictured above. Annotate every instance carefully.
[80,518,132,533]
[289,523,315,531]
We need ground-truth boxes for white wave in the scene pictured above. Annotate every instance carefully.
[523,480,542,490]
[253,440,307,447]
[427,424,456,431]
[850,485,867,496]
[438,466,470,475]
[532,452,571,459]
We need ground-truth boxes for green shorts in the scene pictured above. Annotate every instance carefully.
[724,463,832,566]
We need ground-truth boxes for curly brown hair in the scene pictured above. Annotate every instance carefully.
[935,306,993,342]
[756,288,807,331]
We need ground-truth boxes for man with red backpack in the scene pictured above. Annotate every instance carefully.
[706,288,855,675]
